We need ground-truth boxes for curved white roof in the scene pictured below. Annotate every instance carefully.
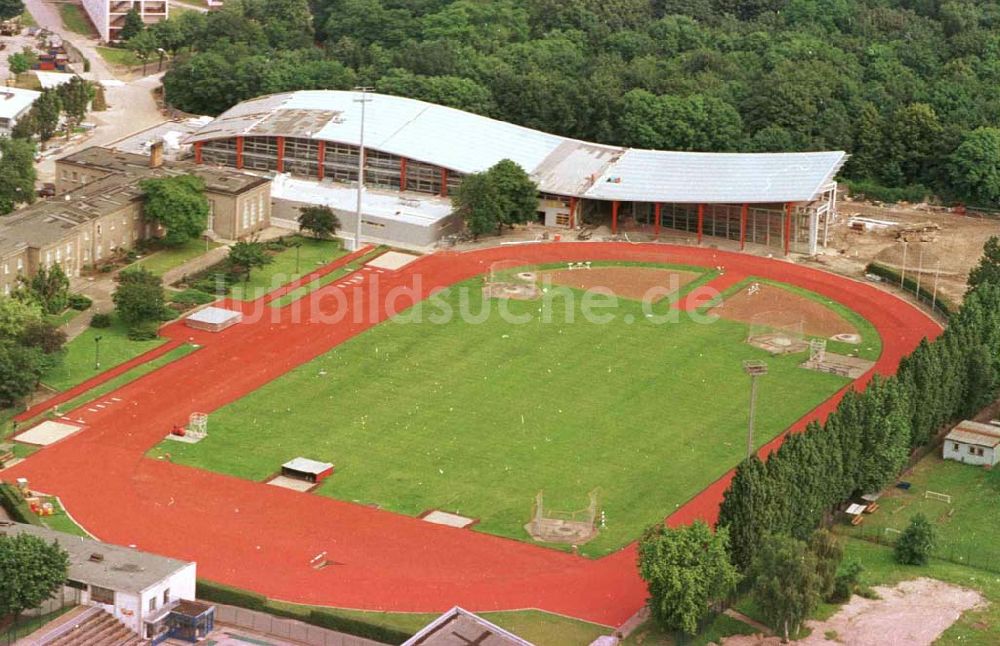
[186,90,845,204]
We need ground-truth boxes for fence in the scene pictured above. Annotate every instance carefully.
[0,588,78,646]
[213,603,390,646]
[850,524,1000,575]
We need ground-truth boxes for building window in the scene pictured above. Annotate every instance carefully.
[16,258,23,271]
[91,586,114,605]
[149,596,157,612]
[3,264,7,275]
[3,284,8,296]
[163,588,170,603]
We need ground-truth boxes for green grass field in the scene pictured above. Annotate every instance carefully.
[844,452,1000,570]
[133,239,220,276]
[230,238,345,300]
[153,267,863,556]
[58,4,93,35]
[42,315,166,392]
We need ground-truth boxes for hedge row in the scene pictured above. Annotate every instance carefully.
[0,482,44,526]
[865,262,953,318]
[196,580,413,644]
[843,180,931,205]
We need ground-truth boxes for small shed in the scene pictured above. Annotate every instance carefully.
[943,420,1000,467]
[185,307,242,333]
[281,458,334,483]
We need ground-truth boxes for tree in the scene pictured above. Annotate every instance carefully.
[112,267,165,325]
[140,175,210,246]
[638,520,740,635]
[751,534,822,642]
[717,456,773,572]
[949,128,1000,207]
[895,513,936,566]
[119,8,145,41]
[127,28,159,76]
[0,138,37,215]
[486,159,538,232]
[0,0,23,21]
[968,236,1000,290]
[18,264,70,315]
[56,76,95,133]
[19,320,66,356]
[452,172,502,239]
[28,89,62,143]
[7,50,33,76]
[808,529,844,601]
[297,205,341,239]
[0,533,69,624]
[0,296,42,339]
[0,344,48,407]
[227,240,272,282]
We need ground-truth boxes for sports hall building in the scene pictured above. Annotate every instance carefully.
[185,90,846,253]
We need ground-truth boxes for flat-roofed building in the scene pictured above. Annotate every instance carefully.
[82,0,168,43]
[0,87,41,136]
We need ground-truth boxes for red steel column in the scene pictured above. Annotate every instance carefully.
[654,202,662,236]
[440,168,448,197]
[400,157,408,192]
[317,141,325,180]
[235,136,244,170]
[740,203,748,250]
[276,136,285,173]
[568,196,577,229]
[611,200,619,234]
[697,204,704,244]
[784,202,793,256]
[194,142,203,164]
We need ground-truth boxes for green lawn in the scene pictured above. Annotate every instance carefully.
[229,238,346,300]
[42,316,166,392]
[41,497,90,538]
[58,4,93,36]
[153,270,861,556]
[843,452,1000,572]
[133,239,220,276]
[96,46,142,68]
[269,246,386,308]
[623,612,757,646]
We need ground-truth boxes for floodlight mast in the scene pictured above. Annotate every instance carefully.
[353,87,374,251]
[742,360,769,458]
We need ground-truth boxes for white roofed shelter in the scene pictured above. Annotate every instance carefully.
[0,87,41,137]
[186,91,846,254]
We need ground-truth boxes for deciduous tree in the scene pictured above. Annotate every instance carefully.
[0,533,69,623]
[298,205,341,239]
[638,520,740,635]
[751,534,822,642]
[0,138,37,215]
[227,240,272,282]
[895,513,936,565]
[113,267,165,325]
[140,175,209,245]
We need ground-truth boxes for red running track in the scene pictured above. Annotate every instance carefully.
[4,243,940,627]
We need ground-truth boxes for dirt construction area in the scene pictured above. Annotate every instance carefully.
[813,200,1000,307]
[723,578,984,646]
[538,266,701,301]
[709,283,858,339]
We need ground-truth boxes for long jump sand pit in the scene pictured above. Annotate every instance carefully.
[538,266,700,302]
[723,578,984,646]
[710,283,858,339]
[15,420,84,446]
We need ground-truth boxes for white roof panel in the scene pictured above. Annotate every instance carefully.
[283,457,333,474]
[186,306,241,325]
[0,87,41,120]
[187,91,846,204]
[585,150,847,204]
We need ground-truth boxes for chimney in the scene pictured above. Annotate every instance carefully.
[149,140,164,168]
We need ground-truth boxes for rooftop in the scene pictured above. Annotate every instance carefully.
[0,522,192,595]
[270,175,453,226]
[403,607,533,646]
[107,118,214,160]
[945,421,1000,448]
[0,87,41,121]
[186,90,847,204]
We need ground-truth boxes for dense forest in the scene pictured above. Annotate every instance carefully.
[156,0,1000,205]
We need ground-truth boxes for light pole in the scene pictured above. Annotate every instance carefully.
[353,87,374,251]
[742,360,768,458]
[157,48,165,72]
[94,335,103,370]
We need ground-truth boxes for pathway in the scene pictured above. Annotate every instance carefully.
[5,243,941,627]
